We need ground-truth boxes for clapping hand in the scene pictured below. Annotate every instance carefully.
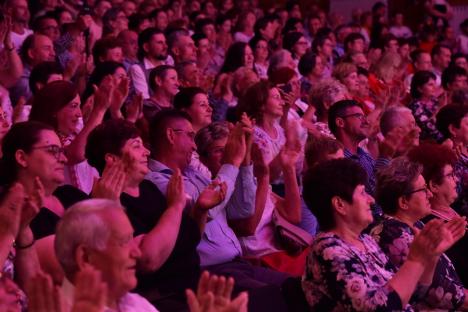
[125,92,143,123]
[71,267,107,312]
[19,177,44,231]
[166,168,187,210]
[27,272,64,312]
[186,271,248,312]
[195,180,227,211]
[0,184,25,239]
[91,158,126,200]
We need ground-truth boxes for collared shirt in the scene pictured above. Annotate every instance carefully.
[61,278,158,312]
[128,57,174,99]
[8,65,31,105]
[145,159,256,266]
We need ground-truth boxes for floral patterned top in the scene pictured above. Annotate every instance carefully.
[370,216,465,311]
[302,231,415,311]
[408,98,443,142]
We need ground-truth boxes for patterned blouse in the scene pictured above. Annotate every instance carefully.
[302,231,415,311]
[370,216,465,311]
[408,98,443,142]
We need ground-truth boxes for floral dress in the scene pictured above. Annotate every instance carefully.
[302,231,415,311]
[408,98,443,142]
[370,216,465,311]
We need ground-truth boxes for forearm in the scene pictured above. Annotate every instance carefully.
[279,166,301,224]
[0,232,14,266]
[388,258,426,306]
[1,50,23,87]
[65,109,106,164]
[14,228,41,289]
[419,256,438,285]
[138,204,184,272]
[191,206,209,234]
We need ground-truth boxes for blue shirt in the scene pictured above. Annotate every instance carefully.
[145,159,256,266]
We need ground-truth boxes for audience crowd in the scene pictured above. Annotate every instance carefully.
[0,0,467,311]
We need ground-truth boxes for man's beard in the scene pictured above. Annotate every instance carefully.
[155,53,168,61]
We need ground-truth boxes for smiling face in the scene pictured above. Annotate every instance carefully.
[338,105,370,141]
[56,95,82,136]
[0,107,10,143]
[87,209,141,300]
[185,93,212,131]
[120,136,150,182]
[341,184,375,230]
[19,129,66,188]
[403,174,432,219]
[264,87,284,118]
[430,165,458,206]
[159,69,180,96]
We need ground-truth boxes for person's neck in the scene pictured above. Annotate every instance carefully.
[430,197,453,214]
[12,22,26,34]
[433,65,443,75]
[154,153,185,173]
[330,222,362,246]
[152,90,172,108]
[123,177,141,197]
[146,56,165,68]
[392,211,420,228]
[17,173,56,197]
[259,116,277,137]
[338,134,360,154]
[307,72,321,83]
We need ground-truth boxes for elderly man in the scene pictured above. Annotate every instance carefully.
[54,199,158,312]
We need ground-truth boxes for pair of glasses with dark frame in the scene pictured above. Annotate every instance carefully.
[31,145,66,160]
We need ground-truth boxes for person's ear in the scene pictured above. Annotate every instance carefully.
[143,42,150,54]
[448,124,458,139]
[15,150,28,169]
[335,117,345,129]
[104,153,119,166]
[166,128,176,145]
[331,196,347,216]
[428,179,439,195]
[398,196,409,212]
[75,245,93,271]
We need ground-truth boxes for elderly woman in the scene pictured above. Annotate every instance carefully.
[408,143,468,287]
[370,156,468,310]
[302,158,466,311]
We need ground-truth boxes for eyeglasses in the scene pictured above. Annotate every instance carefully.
[31,145,66,160]
[404,185,430,196]
[339,113,368,121]
[171,128,196,140]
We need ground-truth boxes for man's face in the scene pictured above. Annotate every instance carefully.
[169,119,197,169]
[449,75,468,90]
[434,47,451,69]
[386,39,398,54]
[9,0,30,24]
[349,38,365,53]
[175,35,197,62]
[338,106,370,141]
[30,35,56,65]
[261,21,276,41]
[38,18,60,42]
[120,31,138,59]
[196,38,211,57]
[88,209,141,300]
[415,53,432,71]
[352,52,369,69]
[105,47,123,63]
[147,33,168,60]
[180,63,200,87]
[395,111,421,153]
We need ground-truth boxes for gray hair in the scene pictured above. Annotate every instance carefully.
[309,79,348,119]
[195,121,230,157]
[167,29,190,51]
[54,199,124,278]
[268,49,291,73]
[380,106,412,136]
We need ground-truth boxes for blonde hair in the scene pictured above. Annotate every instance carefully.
[332,62,357,82]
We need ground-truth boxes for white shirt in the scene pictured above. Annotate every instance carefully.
[128,57,174,99]
[62,278,158,312]
[10,29,33,52]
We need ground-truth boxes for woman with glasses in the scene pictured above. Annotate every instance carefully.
[408,143,468,287]
[370,156,468,310]
[0,121,88,284]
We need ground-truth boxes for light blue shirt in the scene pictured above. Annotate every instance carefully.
[145,159,256,266]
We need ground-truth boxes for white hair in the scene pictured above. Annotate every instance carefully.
[54,199,124,277]
[380,106,412,136]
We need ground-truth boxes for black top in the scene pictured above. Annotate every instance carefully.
[30,185,88,239]
[121,180,201,295]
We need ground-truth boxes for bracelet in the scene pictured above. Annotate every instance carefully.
[13,238,35,249]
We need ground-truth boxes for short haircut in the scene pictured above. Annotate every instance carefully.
[332,62,357,82]
[254,16,273,36]
[167,29,190,51]
[148,109,192,152]
[298,51,318,76]
[410,70,436,99]
[309,78,347,120]
[92,37,122,66]
[195,121,230,157]
[431,43,451,58]
[267,49,290,77]
[311,34,329,54]
[379,106,412,136]
[29,61,63,94]
[137,27,164,60]
[410,49,428,64]
[441,66,467,90]
[344,32,365,52]
[173,87,205,110]
[304,136,344,168]
[376,157,423,215]
[436,104,468,139]
[407,143,456,185]
[303,158,367,231]
[327,99,361,135]
[282,31,303,53]
[148,65,175,91]
[55,199,123,278]
[85,119,140,175]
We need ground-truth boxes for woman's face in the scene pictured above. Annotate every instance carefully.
[404,174,432,219]
[451,115,468,145]
[344,184,375,230]
[220,19,232,34]
[431,165,459,205]
[244,45,254,69]
[0,107,10,143]
[292,36,309,59]
[20,130,66,187]
[56,95,82,135]
[254,40,269,62]
[343,71,359,93]
[113,66,128,85]
[155,11,168,30]
[418,78,436,99]
[121,136,150,182]
[312,55,325,78]
[186,93,212,130]
[264,87,284,118]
